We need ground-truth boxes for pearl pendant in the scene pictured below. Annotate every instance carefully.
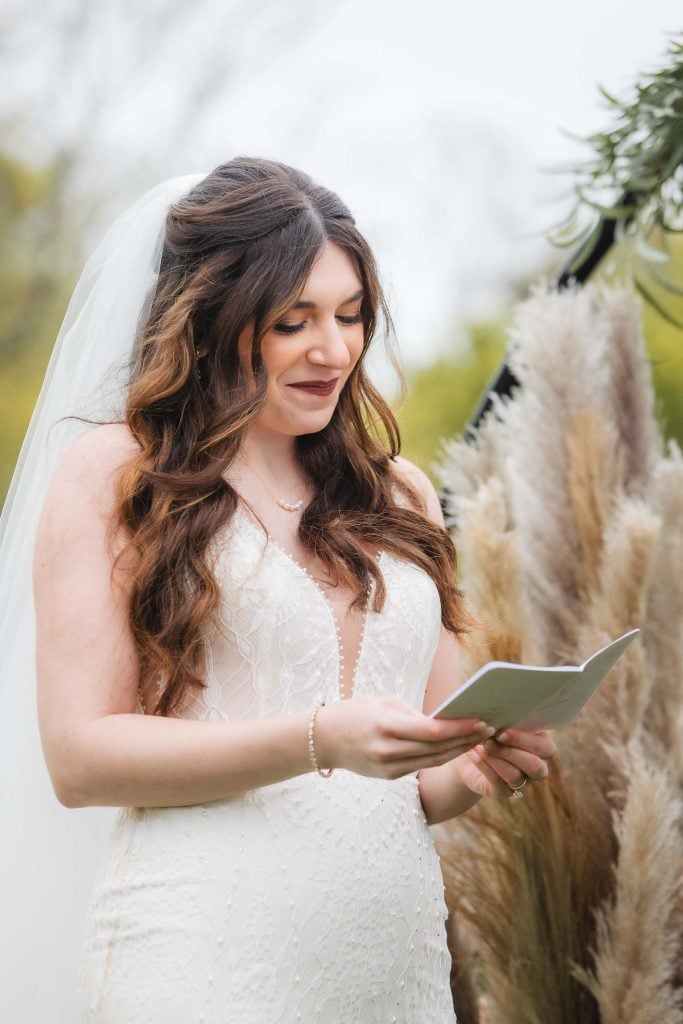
[276,497,304,512]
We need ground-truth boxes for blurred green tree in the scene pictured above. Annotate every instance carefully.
[0,153,82,501]
[396,317,508,480]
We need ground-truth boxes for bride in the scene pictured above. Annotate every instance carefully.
[4,156,555,1022]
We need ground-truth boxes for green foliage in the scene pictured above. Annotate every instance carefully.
[641,279,683,440]
[0,154,77,363]
[548,33,683,326]
[396,317,509,482]
[597,234,683,443]
[0,153,80,502]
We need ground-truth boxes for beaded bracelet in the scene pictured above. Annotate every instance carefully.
[308,701,334,778]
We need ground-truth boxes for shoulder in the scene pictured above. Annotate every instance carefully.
[56,422,141,487]
[388,454,446,528]
[35,423,140,560]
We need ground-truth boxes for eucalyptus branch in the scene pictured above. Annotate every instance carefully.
[548,33,683,327]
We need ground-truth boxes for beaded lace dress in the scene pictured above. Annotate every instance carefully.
[77,506,458,1023]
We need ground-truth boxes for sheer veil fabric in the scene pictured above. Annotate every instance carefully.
[0,173,207,1023]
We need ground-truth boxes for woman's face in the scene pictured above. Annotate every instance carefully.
[238,240,365,438]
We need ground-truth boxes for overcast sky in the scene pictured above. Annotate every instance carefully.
[153,1,681,379]
[21,0,683,382]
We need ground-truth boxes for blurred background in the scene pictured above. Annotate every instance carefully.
[2,0,682,500]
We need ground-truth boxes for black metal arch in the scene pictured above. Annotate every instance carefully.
[465,192,638,436]
[440,192,638,521]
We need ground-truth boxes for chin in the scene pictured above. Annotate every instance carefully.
[263,403,338,437]
[292,412,336,436]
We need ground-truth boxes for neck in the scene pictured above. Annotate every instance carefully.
[237,423,300,483]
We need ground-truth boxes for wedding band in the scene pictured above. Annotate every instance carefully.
[507,774,528,798]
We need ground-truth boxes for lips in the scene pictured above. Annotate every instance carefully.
[287,379,339,397]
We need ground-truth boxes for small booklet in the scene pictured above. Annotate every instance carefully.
[430,628,640,731]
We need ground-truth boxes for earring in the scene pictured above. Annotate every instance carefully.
[195,347,202,381]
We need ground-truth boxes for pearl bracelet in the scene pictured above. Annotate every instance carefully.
[308,702,334,778]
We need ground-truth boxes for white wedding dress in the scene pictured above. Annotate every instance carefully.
[77,506,457,1023]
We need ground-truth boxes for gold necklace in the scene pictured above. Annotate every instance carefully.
[236,457,306,513]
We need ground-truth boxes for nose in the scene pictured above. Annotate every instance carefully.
[307,317,353,369]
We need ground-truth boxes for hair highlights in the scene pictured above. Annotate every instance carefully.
[113,156,476,715]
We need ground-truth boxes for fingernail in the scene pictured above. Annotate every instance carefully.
[484,726,496,738]
[497,731,510,743]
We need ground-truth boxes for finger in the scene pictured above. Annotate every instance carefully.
[389,732,485,761]
[477,743,548,783]
[391,713,493,745]
[493,728,557,760]
[464,748,516,798]
[385,743,479,776]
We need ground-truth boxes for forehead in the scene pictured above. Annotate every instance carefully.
[296,241,362,302]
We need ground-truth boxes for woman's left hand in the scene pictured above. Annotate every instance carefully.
[455,726,557,799]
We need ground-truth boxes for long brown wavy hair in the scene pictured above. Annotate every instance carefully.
[113,156,477,715]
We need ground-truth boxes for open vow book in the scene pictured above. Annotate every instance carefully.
[430,629,640,731]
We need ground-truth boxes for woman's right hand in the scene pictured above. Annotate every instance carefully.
[313,696,494,781]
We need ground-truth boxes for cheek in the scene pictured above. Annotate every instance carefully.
[259,336,300,376]
[349,328,365,366]
[342,321,365,359]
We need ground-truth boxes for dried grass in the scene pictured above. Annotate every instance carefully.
[436,281,683,1022]
[573,737,683,1024]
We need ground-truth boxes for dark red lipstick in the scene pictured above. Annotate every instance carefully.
[287,379,339,397]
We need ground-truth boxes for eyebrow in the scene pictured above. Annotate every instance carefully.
[292,288,364,310]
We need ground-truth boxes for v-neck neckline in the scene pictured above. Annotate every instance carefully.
[232,503,381,701]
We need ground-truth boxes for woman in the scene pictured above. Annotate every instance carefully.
[18,157,554,1022]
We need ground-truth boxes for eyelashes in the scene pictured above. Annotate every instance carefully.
[273,314,364,336]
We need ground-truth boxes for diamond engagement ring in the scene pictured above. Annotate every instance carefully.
[508,775,528,799]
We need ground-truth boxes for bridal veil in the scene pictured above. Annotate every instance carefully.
[0,172,207,1023]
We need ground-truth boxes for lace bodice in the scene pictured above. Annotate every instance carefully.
[173,505,443,722]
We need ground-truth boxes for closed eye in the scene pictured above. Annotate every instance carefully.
[273,313,364,335]
[273,322,305,335]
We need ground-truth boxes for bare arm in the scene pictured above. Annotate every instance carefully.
[35,427,491,810]
[33,426,314,808]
